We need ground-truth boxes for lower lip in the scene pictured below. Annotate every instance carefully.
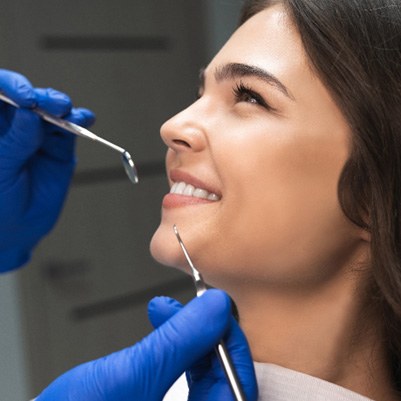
[162,193,217,208]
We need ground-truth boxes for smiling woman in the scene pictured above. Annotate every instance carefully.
[151,0,401,400]
[1,0,400,399]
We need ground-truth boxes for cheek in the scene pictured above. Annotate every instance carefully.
[197,128,357,286]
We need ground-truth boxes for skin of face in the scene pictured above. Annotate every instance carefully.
[150,5,368,295]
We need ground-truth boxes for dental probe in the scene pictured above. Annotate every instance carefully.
[0,92,138,184]
[173,225,248,401]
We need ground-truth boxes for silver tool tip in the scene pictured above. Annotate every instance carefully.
[173,225,186,249]
[121,151,139,184]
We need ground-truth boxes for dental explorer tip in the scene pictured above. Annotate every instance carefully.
[173,225,185,245]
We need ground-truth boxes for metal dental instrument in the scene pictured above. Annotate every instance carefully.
[0,92,138,184]
[173,225,248,401]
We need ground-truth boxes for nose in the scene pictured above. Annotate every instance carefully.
[160,103,207,153]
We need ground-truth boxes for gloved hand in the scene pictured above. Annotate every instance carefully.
[148,292,258,401]
[0,69,95,272]
[35,289,258,401]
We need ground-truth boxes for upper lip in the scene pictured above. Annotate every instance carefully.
[169,169,222,197]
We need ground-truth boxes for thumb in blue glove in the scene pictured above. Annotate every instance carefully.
[0,69,95,272]
[35,289,252,401]
[148,291,258,401]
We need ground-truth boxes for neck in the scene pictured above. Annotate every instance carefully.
[232,271,398,400]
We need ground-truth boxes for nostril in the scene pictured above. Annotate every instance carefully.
[173,139,191,148]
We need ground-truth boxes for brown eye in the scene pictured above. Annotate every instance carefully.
[233,82,271,110]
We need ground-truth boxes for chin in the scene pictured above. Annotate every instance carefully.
[150,226,186,270]
[150,222,235,292]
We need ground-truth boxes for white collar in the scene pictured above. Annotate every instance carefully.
[255,363,375,401]
[163,362,375,401]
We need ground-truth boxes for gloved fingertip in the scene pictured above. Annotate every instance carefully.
[15,83,36,108]
[74,107,96,127]
[179,289,231,337]
[0,69,36,107]
[198,288,232,314]
[35,88,72,117]
[148,296,182,309]
[148,296,182,328]
[163,289,232,347]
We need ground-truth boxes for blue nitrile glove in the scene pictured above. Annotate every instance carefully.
[148,291,258,401]
[35,289,257,401]
[0,69,95,272]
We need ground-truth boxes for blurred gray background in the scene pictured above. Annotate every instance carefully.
[0,1,242,399]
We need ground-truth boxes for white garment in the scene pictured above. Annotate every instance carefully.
[163,362,375,401]
[163,374,188,400]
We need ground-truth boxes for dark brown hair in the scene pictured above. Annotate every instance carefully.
[240,0,401,389]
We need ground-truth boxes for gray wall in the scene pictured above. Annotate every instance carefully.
[205,0,242,57]
[0,273,30,400]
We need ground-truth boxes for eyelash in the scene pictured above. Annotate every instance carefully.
[232,82,271,110]
[196,82,274,112]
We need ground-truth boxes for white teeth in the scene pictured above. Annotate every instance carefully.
[193,188,209,199]
[170,181,220,201]
[183,184,195,196]
[176,182,186,194]
[207,193,220,201]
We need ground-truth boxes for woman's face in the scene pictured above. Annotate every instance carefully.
[150,5,366,292]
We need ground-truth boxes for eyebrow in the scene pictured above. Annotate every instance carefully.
[199,62,294,101]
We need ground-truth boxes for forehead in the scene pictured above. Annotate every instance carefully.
[205,5,310,87]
